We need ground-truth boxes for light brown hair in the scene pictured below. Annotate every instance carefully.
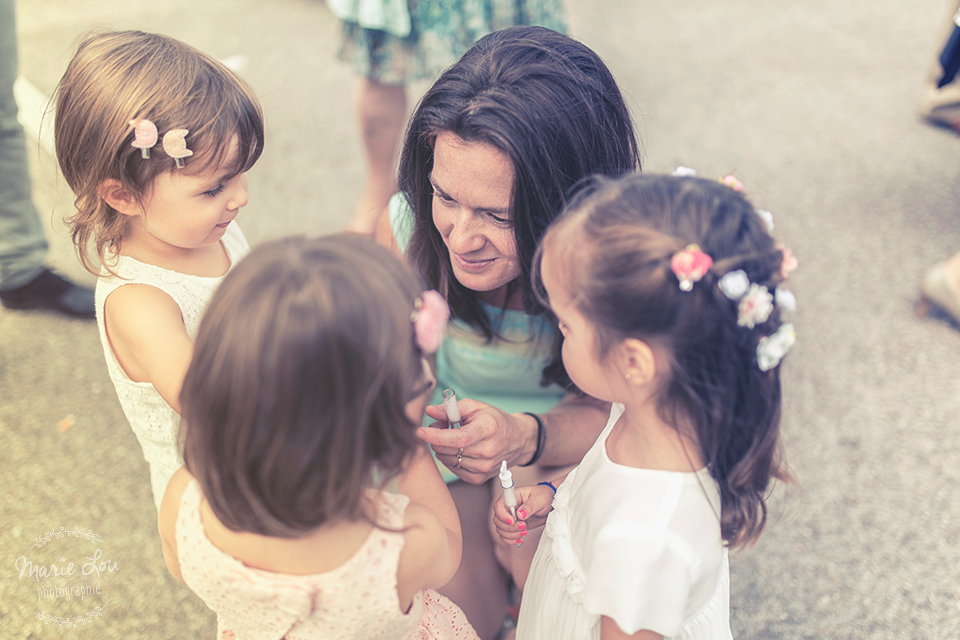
[53,30,264,274]
[180,235,428,537]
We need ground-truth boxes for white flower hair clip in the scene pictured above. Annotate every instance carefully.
[757,323,796,371]
[719,270,774,328]
[411,290,449,354]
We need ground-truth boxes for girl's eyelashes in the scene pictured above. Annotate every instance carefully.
[203,183,225,198]
[432,188,455,204]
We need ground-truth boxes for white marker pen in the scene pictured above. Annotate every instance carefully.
[499,460,517,520]
[442,388,462,429]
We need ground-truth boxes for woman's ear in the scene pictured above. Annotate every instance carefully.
[97,179,139,216]
[621,338,658,385]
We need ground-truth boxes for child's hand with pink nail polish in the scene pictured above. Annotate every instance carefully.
[492,483,556,546]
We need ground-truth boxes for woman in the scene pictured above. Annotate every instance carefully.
[375,25,641,639]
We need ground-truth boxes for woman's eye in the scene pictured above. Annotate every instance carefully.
[433,189,454,203]
[489,214,512,225]
[203,184,225,197]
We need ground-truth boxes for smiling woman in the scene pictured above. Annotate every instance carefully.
[374,25,641,639]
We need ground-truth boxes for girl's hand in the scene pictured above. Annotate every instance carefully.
[417,399,537,484]
[492,483,555,547]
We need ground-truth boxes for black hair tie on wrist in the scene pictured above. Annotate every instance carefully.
[521,412,545,467]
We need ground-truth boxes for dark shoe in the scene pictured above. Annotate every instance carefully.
[0,269,95,318]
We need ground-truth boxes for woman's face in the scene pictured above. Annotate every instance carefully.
[430,131,521,307]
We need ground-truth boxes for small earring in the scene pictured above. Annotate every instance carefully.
[625,373,632,380]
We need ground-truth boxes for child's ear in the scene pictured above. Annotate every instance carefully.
[621,338,658,385]
[97,179,139,216]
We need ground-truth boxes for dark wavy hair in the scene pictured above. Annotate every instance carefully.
[180,235,427,537]
[535,173,791,549]
[399,25,641,387]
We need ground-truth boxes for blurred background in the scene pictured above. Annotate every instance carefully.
[3,0,960,637]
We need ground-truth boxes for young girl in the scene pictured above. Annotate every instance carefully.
[159,235,479,640]
[494,173,795,639]
[53,31,264,510]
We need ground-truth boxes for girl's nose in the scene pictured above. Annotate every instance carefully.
[227,175,249,210]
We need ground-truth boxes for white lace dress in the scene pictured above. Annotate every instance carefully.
[516,403,733,640]
[94,222,249,510]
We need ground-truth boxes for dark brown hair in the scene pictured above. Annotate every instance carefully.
[53,30,264,274]
[180,235,427,537]
[536,173,790,549]
[399,25,641,387]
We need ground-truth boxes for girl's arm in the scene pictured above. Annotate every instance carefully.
[395,446,463,603]
[157,466,192,584]
[104,284,194,412]
[600,617,664,640]
[418,391,610,484]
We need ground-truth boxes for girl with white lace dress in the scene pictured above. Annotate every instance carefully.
[493,173,796,640]
[159,235,479,640]
[53,31,264,510]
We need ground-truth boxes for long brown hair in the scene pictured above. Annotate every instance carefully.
[180,235,427,537]
[53,30,264,274]
[399,25,641,387]
[536,174,791,549]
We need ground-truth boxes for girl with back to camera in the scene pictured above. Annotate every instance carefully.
[159,235,479,640]
[53,31,264,510]
[494,173,796,639]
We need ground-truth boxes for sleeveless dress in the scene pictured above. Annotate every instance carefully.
[94,222,249,511]
[176,480,481,640]
[517,404,733,640]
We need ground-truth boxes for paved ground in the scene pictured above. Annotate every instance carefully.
[3,0,960,638]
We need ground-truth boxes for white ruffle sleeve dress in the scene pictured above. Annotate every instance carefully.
[516,403,733,640]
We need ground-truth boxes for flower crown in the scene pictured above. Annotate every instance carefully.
[411,290,449,353]
[669,168,797,371]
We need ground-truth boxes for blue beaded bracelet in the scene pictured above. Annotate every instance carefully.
[537,481,557,493]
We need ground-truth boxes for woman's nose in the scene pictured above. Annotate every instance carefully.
[445,210,485,254]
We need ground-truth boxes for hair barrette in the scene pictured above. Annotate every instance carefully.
[757,323,796,371]
[719,175,744,192]
[671,244,713,292]
[411,290,449,354]
[128,119,193,168]
[130,119,158,158]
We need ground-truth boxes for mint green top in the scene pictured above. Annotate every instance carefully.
[390,194,566,478]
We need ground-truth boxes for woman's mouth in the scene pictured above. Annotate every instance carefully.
[452,253,495,272]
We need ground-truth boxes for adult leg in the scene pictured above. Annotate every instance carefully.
[0,0,47,291]
[345,77,407,235]
[438,479,508,640]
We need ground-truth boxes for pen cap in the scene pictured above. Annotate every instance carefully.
[498,460,514,488]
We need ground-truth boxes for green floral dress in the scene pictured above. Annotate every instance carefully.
[336,0,566,85]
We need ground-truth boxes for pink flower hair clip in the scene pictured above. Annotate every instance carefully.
[128,119,193,168]
[412,290,449,354]
[671,244,713,292]
[720,175,744,192]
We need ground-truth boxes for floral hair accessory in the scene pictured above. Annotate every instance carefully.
[778,244,798,279]
[672,166,697,177]
[720,175,744,192]
[162,129,193,168]
[737,284,774,328]
[412,290,449,354]
[718,269,751,300]
[671,244,713,292]
[775,288,796,312]
[757,323,796,371]
[130,119,158,158]
[756,209,775,233]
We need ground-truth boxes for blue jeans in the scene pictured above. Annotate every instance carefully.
[0,0,48,290]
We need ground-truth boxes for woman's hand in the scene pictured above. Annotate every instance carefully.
[492,484,555,547]
[415,398,537,484]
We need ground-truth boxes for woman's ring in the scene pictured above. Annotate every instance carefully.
[457,448,464,469]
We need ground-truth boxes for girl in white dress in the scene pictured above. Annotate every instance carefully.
[493,173,797,640]
[53,31,264,509]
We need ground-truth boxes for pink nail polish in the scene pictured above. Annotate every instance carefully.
[505,518,513,526]
[520,530,527,536]
[518,509,526,519]
[515,539,524,547]
[518,523,526,531]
